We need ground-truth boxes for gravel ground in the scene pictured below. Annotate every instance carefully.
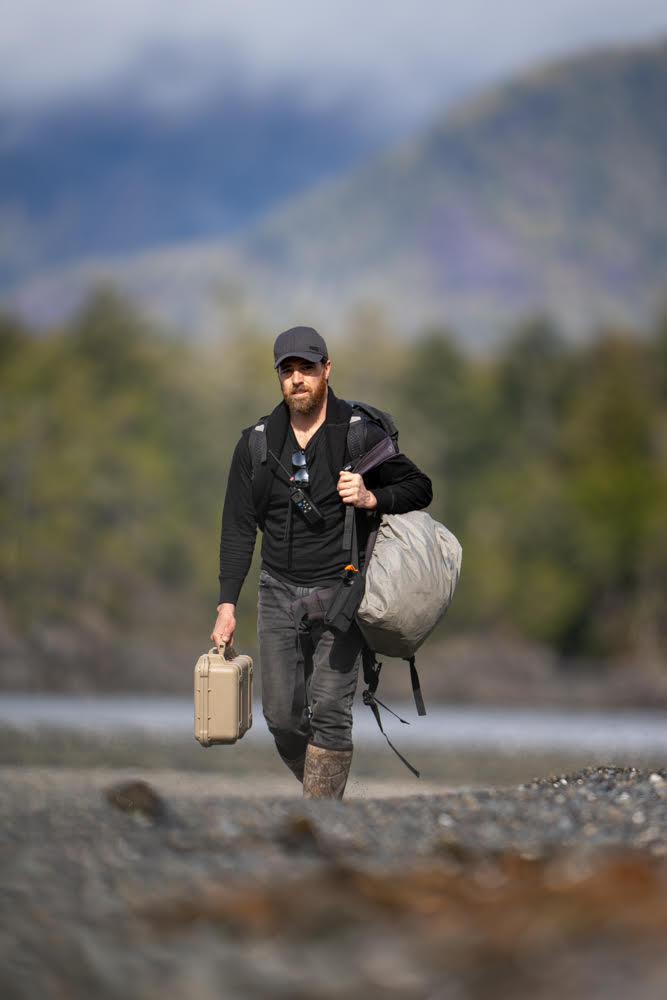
[2,764,667,999]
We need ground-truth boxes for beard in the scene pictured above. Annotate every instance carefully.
[283,371,328,416]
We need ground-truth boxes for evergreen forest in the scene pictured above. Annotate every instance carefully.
[1,291,665,694]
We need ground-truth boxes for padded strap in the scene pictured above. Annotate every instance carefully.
[249,422,268,474]
[346,413,367,462]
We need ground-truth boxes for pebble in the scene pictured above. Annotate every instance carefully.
[2,763,667,999]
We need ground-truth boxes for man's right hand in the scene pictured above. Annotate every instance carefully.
[211,603,236,650]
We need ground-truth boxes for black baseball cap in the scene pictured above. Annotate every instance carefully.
[273,326,328,369]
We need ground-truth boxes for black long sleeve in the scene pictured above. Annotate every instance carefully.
[361,422,433,515]
[218,434,258,605]
[217,397,433,605]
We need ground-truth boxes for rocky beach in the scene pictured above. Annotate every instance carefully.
[2,762,667,999]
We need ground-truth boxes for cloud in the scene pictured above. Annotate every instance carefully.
[2,0,667,125]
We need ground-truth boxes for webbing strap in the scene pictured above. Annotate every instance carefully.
[342,412,365,556]
[342,504,356,555]
[362,689,420,779]
[361,643,381,693]
[409,657,426,716]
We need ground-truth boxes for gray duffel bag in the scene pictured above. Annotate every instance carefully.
[356,510,462,658]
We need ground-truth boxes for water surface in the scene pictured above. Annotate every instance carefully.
[2,694,666,755]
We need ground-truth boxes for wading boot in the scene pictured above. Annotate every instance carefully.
[302,744,353,799]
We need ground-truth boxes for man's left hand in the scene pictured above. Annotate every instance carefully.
[337,471,377,509]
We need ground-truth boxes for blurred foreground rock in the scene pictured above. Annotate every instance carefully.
[1,765,667,998]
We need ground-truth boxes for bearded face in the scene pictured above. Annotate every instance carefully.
[279,361,329,416]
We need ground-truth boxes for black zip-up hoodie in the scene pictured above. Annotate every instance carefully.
[218,389,432,605]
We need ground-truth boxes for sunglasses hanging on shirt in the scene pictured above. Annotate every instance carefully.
[268,447,325,528]
[291,450,310,487]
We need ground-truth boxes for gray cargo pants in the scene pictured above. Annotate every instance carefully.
[257,568,363,764]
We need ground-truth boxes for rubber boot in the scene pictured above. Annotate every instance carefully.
[302,744,353,800]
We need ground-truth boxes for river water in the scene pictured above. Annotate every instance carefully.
[1,694,666,755]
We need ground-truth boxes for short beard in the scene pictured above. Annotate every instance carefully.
[284,372,328,416]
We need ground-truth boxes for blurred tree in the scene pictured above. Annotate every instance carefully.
[395,317,666,660]
[559,327,666,655]
[0,312,29,366]
[494,316,567,453]
[0,290,219,642]
[1,297,665,690]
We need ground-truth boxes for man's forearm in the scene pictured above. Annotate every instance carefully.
[371,462,433,514]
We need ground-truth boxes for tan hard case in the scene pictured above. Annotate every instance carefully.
[194,644,253,746]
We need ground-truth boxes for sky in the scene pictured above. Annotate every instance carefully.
[2,0,667,129]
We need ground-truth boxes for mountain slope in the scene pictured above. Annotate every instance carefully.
[0,90,381,289]
[5,39,667,343]
[235,38,667,339]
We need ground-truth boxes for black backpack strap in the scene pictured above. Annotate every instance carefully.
[361,641,381,693]
[248,418,269,478]
[361,643,421,778]
[343,410,398,556]
[342,411,367,556]
[346,411,368,462]
[248,413,282,526]
[362,687,420,779]
[409,656,426,716]
[342,505,356,556]
[346,400,399,446]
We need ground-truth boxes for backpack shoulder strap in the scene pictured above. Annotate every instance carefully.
[345,400,399,448]
[248,417,269,479]
[252,401,387,475]
[346,410,367,463]
[343,402,397,556]
[342,409,368,557]
[247,415,274,526]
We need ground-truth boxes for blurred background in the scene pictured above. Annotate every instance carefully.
[1,0,666,713]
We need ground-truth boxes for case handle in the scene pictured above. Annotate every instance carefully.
[209,642,227,659]
[209,641,237,659]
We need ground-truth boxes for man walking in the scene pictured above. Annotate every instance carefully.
[211,326,432,798]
